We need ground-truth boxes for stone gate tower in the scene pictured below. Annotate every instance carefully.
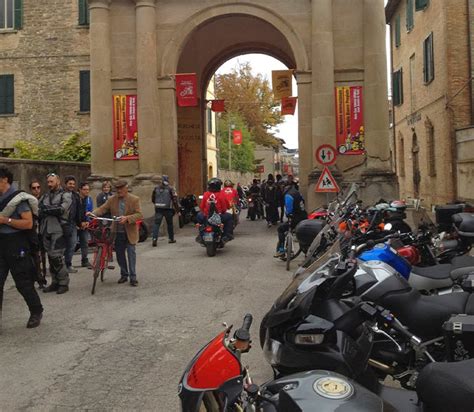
[89,0,395,215]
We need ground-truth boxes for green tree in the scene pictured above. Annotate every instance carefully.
[10,133,91,162]
[218,113,255,173]
[215,62,283,147]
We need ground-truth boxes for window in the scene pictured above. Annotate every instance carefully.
[406,0,414,31]
[79,71,90,112]
[416,0,429,11]
[425,119,436,176]
[409,54,416,111]
[0,0,22,30]
[423,33,434,84]
[0,74,14,114]
[78,0,89,26]
[207,108,213,134]
[398,133,405,177]
[393,68,404,106]
[395,15,401,47]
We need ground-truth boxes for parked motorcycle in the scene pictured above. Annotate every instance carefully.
[179,194,199,228]
[180,313,474,411]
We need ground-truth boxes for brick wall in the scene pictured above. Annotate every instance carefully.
[0,0,91,149]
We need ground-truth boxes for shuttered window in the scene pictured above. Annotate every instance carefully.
[406,0,414,31]
[393,69,404,106]
[207,108,213,134]
[78,0,89,26]
[1,0,21,29]
[416,0,429,11]
[395,15,401,47]
[79,71,90,112]
[0,74,14,115]
[423,33,434,84]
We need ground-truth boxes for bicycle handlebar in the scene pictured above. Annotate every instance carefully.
[88,213,121,222]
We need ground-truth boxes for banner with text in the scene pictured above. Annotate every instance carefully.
[232,130,243,145]
[334,86,365,155]
[281,96,297,115]
[113,95,138,160]
[272,70,293,99]
[176,73,198,107]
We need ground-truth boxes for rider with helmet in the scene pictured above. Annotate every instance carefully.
[222,180,239,207]
[197,178,234,242]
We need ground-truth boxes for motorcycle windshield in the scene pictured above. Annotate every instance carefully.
[274,240,342,310]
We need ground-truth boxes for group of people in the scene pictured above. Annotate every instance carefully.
[1,168,143,331]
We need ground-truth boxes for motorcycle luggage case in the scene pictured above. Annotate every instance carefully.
[295,219,326,252]
[452,213,474,245]
[443,314,474,361]
[435,204,464,232]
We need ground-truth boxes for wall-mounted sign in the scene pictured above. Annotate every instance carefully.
[335,86,365,155]
[281,97,297,115]
[272,70,293,99]
[113,95,138,160]
[256,165,264,173]
[176,73,198,107]
[316,144,337,166]
[315,167,340,193]
[232,130,243,145]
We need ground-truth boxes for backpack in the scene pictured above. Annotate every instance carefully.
[153,186,173,209]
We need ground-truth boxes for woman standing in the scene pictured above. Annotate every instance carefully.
[96,180,113,207]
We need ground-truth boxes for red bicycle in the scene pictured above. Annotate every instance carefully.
[87,214,119,295]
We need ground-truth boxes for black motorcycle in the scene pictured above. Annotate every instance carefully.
[197,212,225,257]
[247,194,264,221]
[179,194,199,228]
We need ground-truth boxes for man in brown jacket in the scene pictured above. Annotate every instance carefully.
[90,180,143,286]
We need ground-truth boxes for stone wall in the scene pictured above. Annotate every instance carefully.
[0,158,91,193]
[0,0,90,149]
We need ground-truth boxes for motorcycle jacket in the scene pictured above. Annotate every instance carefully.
[221,187,238,206]
[200,191,230,217]
[152,185,177,210]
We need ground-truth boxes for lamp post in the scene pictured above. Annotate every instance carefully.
[228,120,235,170]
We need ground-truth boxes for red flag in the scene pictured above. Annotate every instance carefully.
[281,97,297,115]
[176,74,198,107]
[211,99,225,112]
[232,130,243,145]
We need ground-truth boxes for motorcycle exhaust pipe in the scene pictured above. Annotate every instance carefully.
[368,358,395,374]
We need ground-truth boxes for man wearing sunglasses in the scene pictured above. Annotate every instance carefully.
[39,173,72,294]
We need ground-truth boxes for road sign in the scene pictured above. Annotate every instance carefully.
[315,167,340,193]
[315,144,337,166]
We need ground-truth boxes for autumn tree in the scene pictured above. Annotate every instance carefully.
[215,62,283,147]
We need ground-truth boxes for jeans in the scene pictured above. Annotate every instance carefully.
[78,229,89,264]
[277,222,290,250]
[152,209,174,240]
[115,232,137,280]
[197,212,233,237]
[0,233,43,317]
[64,224,77,268]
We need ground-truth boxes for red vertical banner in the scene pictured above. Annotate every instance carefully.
[281,97,297,115]
[335,86,365,155]
[113,95,139,160]
[211,99,225,112]
[176,74,198,107]
[232,130,243,145]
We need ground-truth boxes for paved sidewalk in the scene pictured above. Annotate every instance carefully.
[0,219,292,411]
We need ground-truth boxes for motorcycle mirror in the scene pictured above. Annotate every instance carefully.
[384,223,393,231]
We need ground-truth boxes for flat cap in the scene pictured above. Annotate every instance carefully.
[114,179,128,188]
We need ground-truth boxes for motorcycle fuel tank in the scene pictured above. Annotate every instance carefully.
[359,243,411,279]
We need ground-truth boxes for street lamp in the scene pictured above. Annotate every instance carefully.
[228,120,235,170]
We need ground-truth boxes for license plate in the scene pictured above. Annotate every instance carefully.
[203,233,214,242]
[249,202,254,207]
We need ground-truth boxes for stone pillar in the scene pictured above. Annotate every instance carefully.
[135,0,161,177]
[89,0,114,178]
[310,0,336,209]
[363,0,391,170]
[295,71,312,204]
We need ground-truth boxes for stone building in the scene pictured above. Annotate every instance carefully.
[1,0,394,213]
[386,0,474,206]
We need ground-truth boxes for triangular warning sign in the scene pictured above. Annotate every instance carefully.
[315,166,340,193]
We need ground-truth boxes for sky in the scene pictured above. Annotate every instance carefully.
[215,11,391,150]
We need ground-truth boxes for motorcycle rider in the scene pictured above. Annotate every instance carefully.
[248,179,264,219]
[263,177,279,227]
[274,178,307,257]
[197,178,233,242]
[151,175,179,247]
[222,180,239,208]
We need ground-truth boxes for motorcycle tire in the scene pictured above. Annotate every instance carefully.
[138,222,149,243]
[259,313,269,349]
[179,214,185,229]
[249,208,256,221]
[206,243,217,257]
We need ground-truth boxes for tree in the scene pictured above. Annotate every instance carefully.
[218,113,255,173]
[10,133,91,162]
[215,62,283,147]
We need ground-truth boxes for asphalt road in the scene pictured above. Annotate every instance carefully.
[0,218,293,411]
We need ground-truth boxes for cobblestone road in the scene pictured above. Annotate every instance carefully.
[0,219,292,411]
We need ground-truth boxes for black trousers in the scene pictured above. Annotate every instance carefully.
[153,209,175,240]
[0,232,43,316]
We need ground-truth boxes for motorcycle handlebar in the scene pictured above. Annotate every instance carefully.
[234,314,253,342]
[390,316,422,346]
[241,314,253,332]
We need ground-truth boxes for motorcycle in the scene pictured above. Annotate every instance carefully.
[197,204,225,257]
[247,194,264,221]
[179,194,200,228]
[180,313,474,411]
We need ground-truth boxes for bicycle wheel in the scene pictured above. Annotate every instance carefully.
[100,269,105,282]
[285,233,293,271]
[91,245,103,295]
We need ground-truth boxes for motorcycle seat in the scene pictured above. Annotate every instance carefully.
[411,264,453,279]
[381,291,474,339]
[451,254,474,268]
[417,359,474,411]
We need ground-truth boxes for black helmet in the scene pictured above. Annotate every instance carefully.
[208,178,222,192]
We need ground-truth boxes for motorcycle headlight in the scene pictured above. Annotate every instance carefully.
[294,333,324,345]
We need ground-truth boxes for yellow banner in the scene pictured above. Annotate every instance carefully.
[272,70,293,99]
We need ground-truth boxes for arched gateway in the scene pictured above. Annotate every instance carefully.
[89,0,396,217]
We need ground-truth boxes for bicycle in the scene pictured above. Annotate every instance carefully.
[282,217,302,271]
[87,214,120,295]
